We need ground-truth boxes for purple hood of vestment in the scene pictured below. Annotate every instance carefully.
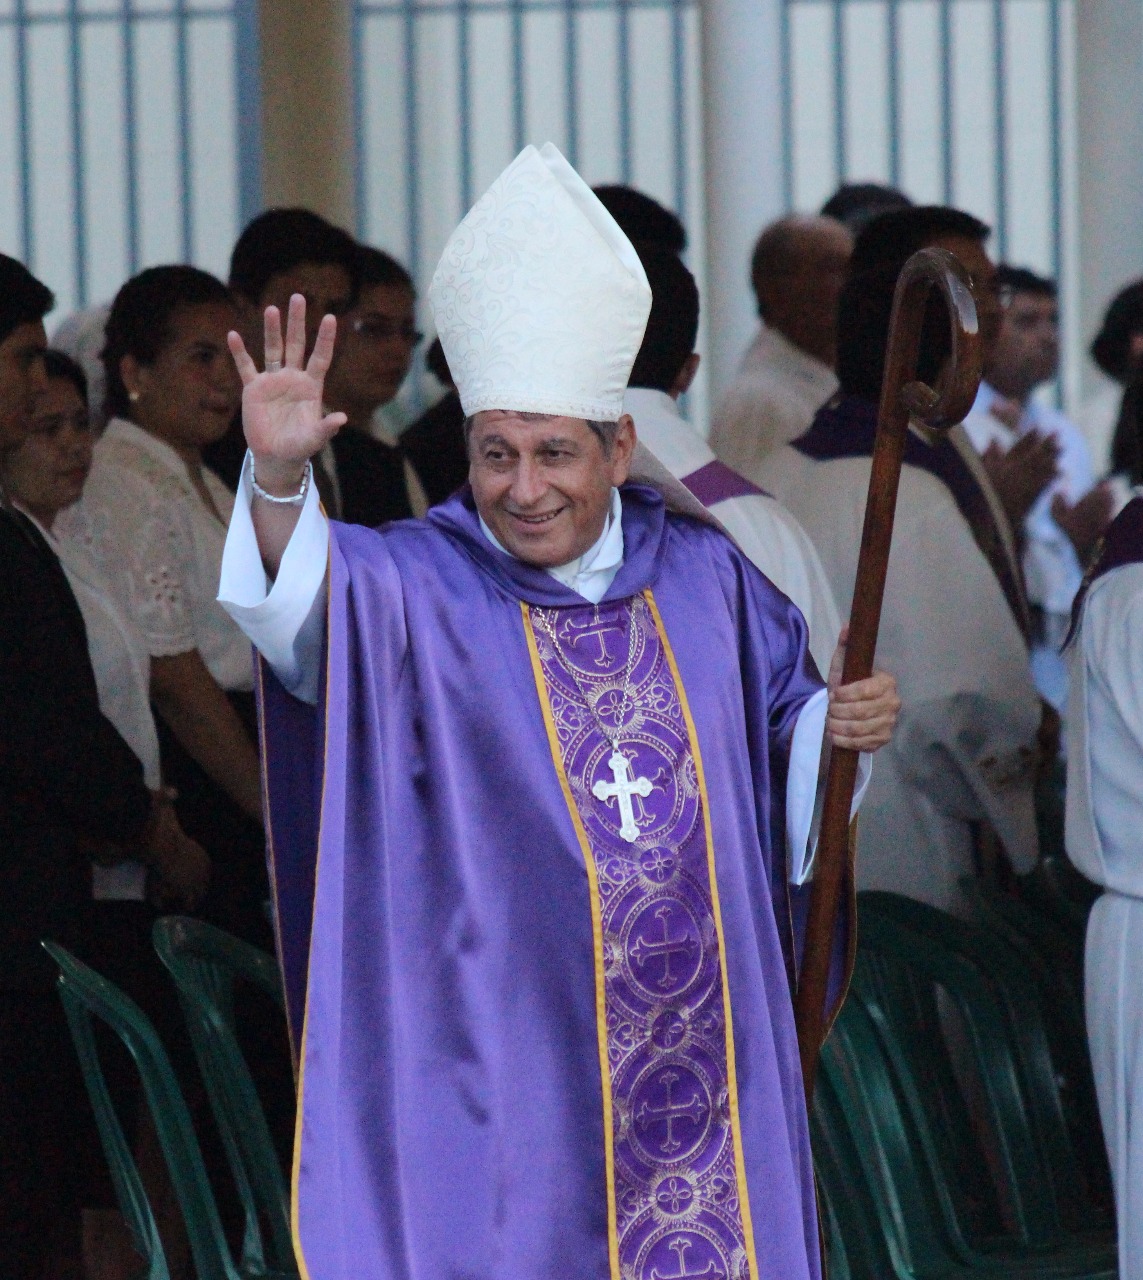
[257,484,847,1280]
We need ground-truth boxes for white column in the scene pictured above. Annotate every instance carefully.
[258,0,356,231]
[1075,2,1143,404]
[700,0,785,406]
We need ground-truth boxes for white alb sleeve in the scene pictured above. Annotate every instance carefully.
[786,687,872,886]
[217,452,329,705]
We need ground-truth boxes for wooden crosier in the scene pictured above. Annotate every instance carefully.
[793,247,984,1101]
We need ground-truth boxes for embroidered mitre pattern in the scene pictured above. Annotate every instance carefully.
[428,143,651,421]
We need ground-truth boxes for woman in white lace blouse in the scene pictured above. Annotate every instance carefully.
[83,266,266,937]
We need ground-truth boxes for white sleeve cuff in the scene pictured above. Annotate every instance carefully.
[217,451,329,704]
[786,687,873,886]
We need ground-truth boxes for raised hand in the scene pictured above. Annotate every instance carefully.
[227,293,347,495]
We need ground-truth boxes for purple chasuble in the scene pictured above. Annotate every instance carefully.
[256,484,844,1280]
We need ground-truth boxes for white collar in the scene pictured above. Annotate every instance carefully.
[623,387,713,477]
[746,326,836,386]
[479,486,624,603]
[102,416,191,476]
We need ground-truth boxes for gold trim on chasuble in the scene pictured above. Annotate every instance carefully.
[522,591,759,1280]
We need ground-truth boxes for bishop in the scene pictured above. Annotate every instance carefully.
[218,144,900,1280]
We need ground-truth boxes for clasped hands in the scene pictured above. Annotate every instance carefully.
[825,626,901,753]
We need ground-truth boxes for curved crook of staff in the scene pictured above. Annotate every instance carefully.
[793,247,982,1102]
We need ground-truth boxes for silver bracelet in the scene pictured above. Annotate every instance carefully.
[251,460,311,506]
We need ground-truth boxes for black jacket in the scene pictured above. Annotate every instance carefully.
[330,427,415,527]
[401,390,469,507]
[0,507,152,988]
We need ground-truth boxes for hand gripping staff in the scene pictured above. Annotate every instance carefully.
[792,248,983,1101]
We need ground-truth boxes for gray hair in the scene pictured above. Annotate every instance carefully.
[463,413,619,455]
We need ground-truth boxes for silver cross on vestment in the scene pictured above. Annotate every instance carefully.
[593,750,653,843]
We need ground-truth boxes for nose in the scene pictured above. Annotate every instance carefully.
[28,356,49,396]
[510,454,548,507]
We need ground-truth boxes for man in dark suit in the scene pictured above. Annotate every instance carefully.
[0,255,208,1276]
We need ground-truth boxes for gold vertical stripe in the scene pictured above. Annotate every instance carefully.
[521,602,622,1280]
[645,589,761,1280]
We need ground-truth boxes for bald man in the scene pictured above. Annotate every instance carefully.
[711,215,852,484]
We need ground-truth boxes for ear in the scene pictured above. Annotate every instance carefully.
[669,353,701,399]
[120,353,143,402]
[1129,332,1143,368]
[609,413,636,486]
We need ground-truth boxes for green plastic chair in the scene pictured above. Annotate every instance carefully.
[816,1150,853,1280]
[859,891,1111,1239]
[1021,857,1100,937]
[44,940,248,1280]
[964,877,1111,1211]
[152,917,296,1279]
[819,975,1117,1279]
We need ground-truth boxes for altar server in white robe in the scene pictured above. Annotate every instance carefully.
[1066,490,1143,1280]
[622,244,841,674]
[757,206,1043,915]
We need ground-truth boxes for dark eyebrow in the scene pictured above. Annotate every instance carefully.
[536,437,580,450]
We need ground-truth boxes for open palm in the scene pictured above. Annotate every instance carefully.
[227,292,347,474]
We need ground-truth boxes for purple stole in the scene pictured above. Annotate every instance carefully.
[1066,496,1143,645]
[523,592,756,1280]
[794,395,1030,642]
[681,459,768,507]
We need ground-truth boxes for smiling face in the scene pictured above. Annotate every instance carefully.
[2,373,92,527]
[122,300,242,454]
[468,411,636,568]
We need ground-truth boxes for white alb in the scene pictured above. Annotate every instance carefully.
[1066,539,1143,1280]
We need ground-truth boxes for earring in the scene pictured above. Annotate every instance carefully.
[128,390,140,403]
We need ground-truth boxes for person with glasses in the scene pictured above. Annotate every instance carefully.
[322,244,428,525]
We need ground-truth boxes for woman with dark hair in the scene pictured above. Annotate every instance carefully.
[83,265,267,940]
[1085,281,1143,484]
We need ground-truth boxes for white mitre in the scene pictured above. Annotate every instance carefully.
[428,143,652,422]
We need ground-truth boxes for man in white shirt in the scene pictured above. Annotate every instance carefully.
[710,215,851,484]
[1066,491,1143,1280]
[964,265,1113,714]
[623,243,841,674]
